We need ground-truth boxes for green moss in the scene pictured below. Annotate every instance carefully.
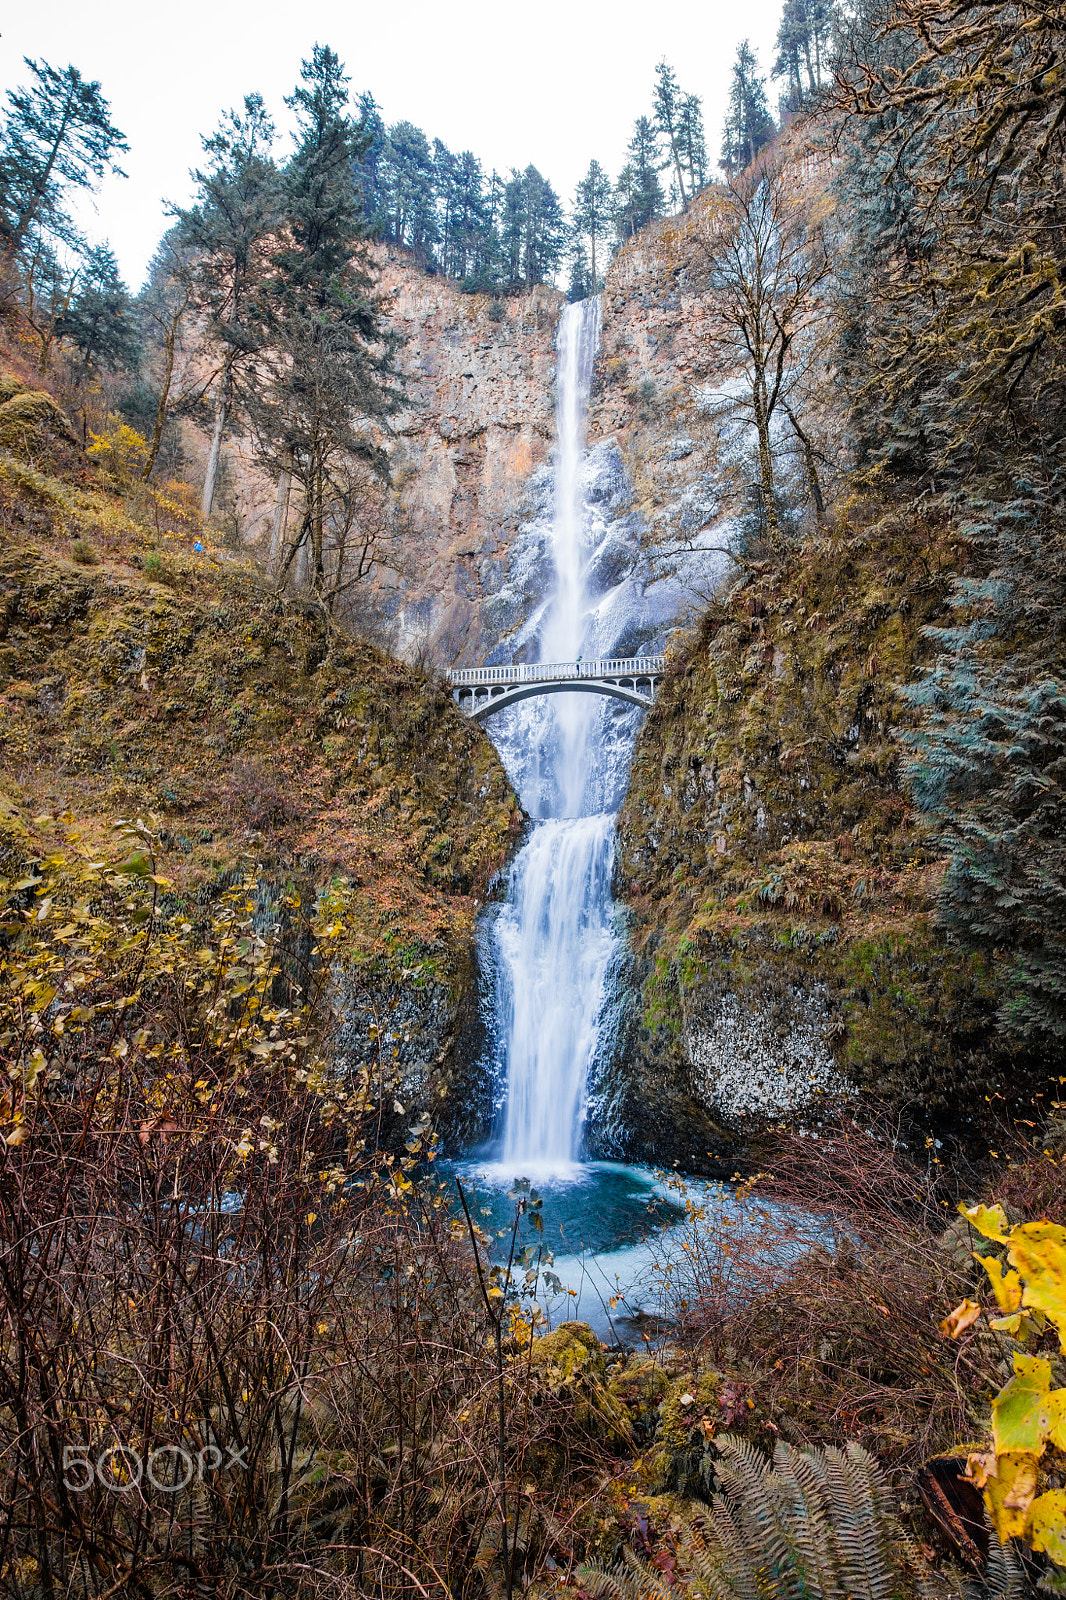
[616,511,1019,1116]
[642,1368,722,1497]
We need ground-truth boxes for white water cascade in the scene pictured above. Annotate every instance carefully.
[486,297,617,1177]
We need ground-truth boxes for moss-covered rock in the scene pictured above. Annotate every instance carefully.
[528,1323,632,1445]
[611,511,1027,1161]
[0,484,523,1144]
[641,1368,724,1498]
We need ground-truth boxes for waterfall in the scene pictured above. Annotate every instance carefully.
[486,297,615,1177]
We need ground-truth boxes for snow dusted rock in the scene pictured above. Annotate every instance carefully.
[686,987,852,1129]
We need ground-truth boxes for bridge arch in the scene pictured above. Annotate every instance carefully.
[448,656,665,722]
[458,678,655,722]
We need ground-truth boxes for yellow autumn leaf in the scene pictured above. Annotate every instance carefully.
[983,1451,1039,1541]
[1028,1490,1066,1567]
[1006,1221,1066,1352]
[977,1254,1023,1313]
[960,1201,1009,1242]
[991,1353,1052,1454]
[940,1298,982,1339]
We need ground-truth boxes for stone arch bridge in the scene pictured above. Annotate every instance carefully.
[448,656,666,722]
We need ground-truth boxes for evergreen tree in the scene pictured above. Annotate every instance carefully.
[0,58,127,259]
[250,45,399,598]
[773,0,840,108]
[720,41,776,176]
[572,158,613,293]
[382,120,438,266]
[567,237,592,303]
[176,93,279,515]
[500,166,565,290]
[679,95,708,195]
[614,116,664,241]
[352,91,388,232]
[57,242,137,372]
[433,138,459,276]
[653,61,689,213]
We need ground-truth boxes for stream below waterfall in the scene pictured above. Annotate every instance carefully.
[450,297,824,1343]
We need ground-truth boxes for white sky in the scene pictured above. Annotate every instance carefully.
[2,0,784,291]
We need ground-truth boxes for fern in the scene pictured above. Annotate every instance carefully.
[579,1435,913,1600]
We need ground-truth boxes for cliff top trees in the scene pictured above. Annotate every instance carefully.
[720,41,777,176]
[653,61,690,213]
[0,58,127,262]
[774,0,840,112]
[500,165,565,291]
[615,116,665,242]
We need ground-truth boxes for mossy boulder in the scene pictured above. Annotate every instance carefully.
[528,1323,631,1445]
[0,389,75,457]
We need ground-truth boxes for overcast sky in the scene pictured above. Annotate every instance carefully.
[2,0,784,291]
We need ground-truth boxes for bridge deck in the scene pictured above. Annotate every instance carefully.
[448,655,665,688]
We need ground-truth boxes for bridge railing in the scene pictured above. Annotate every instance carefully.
[448,655,665,687]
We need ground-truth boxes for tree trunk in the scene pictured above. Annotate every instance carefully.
[802,35,817,95]
[270,451,293,575]
[669,135,688,213]
[142,312,179,483]
[313,460,325,590]
[753,383,779,540]
[201,372,230,518]
[782,401,825,522]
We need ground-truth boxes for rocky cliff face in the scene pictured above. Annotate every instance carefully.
[191,209,753,675]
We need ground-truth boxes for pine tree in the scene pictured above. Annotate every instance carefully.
[720,41,776,176]
[500,166,565,290]
[572,158,613,293]
[382,121,438,266]
[614,117,664,241]
[176,93,279,516]
[679,95,708,195]
[352,92,388,233]
[653,61,689,213]
[57,242,137,372]
[0,58,127,260]
[250,45,399,598]
[774,0,840,107]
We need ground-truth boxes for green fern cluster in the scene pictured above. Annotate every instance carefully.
[583,1435,911,1600]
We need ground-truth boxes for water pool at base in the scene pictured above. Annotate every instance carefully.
[443,1158,830,1345]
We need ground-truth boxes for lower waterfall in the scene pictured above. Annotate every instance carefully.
[496,814,616,1175]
